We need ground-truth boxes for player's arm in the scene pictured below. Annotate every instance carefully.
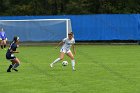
[4,32,7,41]
[13,51,19,53]
[55,41,63,49]
[10,45,19,53]
[72,44,76,55]
[10,49,19,53]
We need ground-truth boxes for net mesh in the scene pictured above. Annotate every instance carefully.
[0,19,72,41]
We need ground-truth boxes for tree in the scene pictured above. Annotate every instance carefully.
[0,0,140,15]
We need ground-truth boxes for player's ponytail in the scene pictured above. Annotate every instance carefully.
[13,36,19,42]
[10,36,19,45]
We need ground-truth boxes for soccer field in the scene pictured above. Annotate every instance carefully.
[0,45,140,93]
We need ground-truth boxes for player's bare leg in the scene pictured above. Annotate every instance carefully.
[12,58,20,72]
[0,40,3,49]
[50,52,64,67]
[7,58,20,72]
[67,52,76,71]
[3,40,7,50]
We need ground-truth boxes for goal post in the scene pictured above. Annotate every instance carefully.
[0,19,72,41]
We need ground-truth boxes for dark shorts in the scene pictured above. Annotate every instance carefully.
[2,38,5,40]
[6,53,16,60]
[1,38,6,40]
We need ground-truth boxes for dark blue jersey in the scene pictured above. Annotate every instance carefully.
[6,42,18,54]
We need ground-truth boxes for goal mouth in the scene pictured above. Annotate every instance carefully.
[0,19,72,42]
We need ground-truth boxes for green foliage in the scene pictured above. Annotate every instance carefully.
[0,0,140,15]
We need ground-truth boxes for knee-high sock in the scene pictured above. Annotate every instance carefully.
[52,58,61,64]
[12,63,20,69]
[8,64,13,70]
[4,45,6,48]
[71,60,75,68]
[1,45,3,49]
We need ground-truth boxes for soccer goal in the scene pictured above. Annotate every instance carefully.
[0,19,72,41]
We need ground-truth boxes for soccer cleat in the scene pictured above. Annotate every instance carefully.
[7,65,12,72]
[72,68,76,71]
[12,68,18,72]
[7,69,11,72]
[72,69,76,71]
[50,63,53,68]
[73,69,76,71]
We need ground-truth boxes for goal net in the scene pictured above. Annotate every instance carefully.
[0,19,72,41]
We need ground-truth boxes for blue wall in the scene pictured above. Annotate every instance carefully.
[0,14,140,41]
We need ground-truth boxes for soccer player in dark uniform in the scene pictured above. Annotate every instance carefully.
[6,36,20,72]
[0,28,7,50]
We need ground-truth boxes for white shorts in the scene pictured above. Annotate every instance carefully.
[60,48,71,54]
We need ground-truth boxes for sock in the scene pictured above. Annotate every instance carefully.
[7,64,13,71]
[71,60,75,69]
[1,45,3,49]
[4,45,6,48]
[52,58,61,64]
[12,63,20,69]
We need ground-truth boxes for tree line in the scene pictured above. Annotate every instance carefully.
[0,0,140,16]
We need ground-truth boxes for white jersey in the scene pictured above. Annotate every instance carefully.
[61,38,75,51]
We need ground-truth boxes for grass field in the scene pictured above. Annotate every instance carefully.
[0,45,140,93]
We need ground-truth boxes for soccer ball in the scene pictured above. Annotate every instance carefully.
[62,61,68,66]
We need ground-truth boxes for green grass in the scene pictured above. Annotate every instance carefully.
[0,45,140,93]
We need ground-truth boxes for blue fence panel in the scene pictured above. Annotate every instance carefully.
[68,14,140,40]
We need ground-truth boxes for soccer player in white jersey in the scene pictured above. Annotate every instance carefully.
[50,32,76,71]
